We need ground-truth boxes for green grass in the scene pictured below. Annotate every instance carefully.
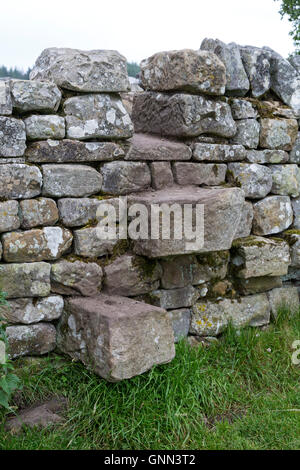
[0,307,300,450]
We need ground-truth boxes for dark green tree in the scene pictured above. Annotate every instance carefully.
[127,62,140,78]
[0,66,31,79]
[275,0,300,53]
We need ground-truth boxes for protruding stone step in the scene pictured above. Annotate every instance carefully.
[57,295,175,382]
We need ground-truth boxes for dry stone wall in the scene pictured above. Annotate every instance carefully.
[0,42,300,381]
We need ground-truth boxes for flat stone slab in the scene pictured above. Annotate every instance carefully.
[192,143,246,162]
[125,133,192,161]
[57,295,175,382]
[173,163,226,186]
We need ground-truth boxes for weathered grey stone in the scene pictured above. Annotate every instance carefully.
[57,294,175,381]
[42,164,102,197]
[284,232,300,268]
[129,186,244,257]
[160,255,198,289]
[73,227,118,258]
[234,201,253,239]
[201,39,249,96]
[259,118,298,151]
[292,197,300,229]
[51,260,103,296]
[150,162,174,190]
[267,287,299,318]
[173,163,227,186]
[230,98,258,119]
[58,198,103,227]
[193,143,246,162]
[227,163,272,199]
[194,251,230,283]
[11,80,61,112]
[145,286,200,309]
[0,262,51,298]
[0,117,26,156]
[0,296,64,324]
[269,165,300,197]
[103,255,162,296]
[231,119,260,149]
[239,46,271,98]
[6,324,56,359]
[0,81,12,115]
[290,133,300,163]
[100,161,151,195]
[0,201,20,233]
[245,149,289,164]
[231,236,290,278]
[235,276,282,296]
[289,55,300,74]
[20,198,58,229]
[24,115,65,140]
[252,196,293,235]
[140,49,226,95]
[2,227,73,262]
[64,94,133,140]
[190,294,270,336]
[30,48,130,93]
[125,133,192,161]
[132,92,237,138]
[0,164,42,199]
[168,309,191,342]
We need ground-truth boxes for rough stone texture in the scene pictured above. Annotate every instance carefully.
[0,296,64,324]
[2,227,73,262]
[0,81,12,115]
[173,163,227,186]
[64,94,133,140]
[6,324,56,359]
[150,162,174,190]
[245,149,289,164]
[103,255,162,296]
[192,143,246,162]
[194,251,229,283]
[73,227,118,258]
[51,260,103,296]
[140,49,226,95]
[292,197,300,229]
[230,99,258,119]
[227,163,272,199]
[168,309,191,342]
[0,262,51,298]
[201,39,249,96]
[129,186,244,257]
[20,198,58,229]
[267,287,299,318]
[0,117,26,157]
[231,119,260,149]
[0,164,42,199]
[269,165,300,197]
[190,294,270,336]
[144,286,200,309]
[289,55,300,74]
[252,196,293,235]
[235,276,282,295]
[0,201,20,233]
[125,133,192,161]
[24,115,65,140]
[58,198,104,227]
[100,161,151,195]
[284,232,300,268]
[160,255,205,288]
[42,164,102,197]
[26,140,125,163]
[234,201,253,239]
[30,48,130,92]
[290,133,300,163]
[132,92,237,138]
[57,295,175,382]
[239,46,271,98]
[231,236,290,278]
[259,118,298,151]
[11,80,61,112]
[254,99,296,119]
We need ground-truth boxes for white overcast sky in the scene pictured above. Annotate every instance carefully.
[0,0,296,70]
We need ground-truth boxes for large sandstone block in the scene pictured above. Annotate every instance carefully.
[100,161,151,195]
[227,163,272,199]
[173,163,226,186]
[231,236,290,278]
[132,92,236,138]
[270,165,300,197]
[30,48,130,92]
[252,196,293,235]
[0,296,63,324]
[190,294,270,336]
[42,164,102,197]
[159,254,215,289]
[0,81,12,115]
[192,143,246,162]
[125,133,192,161]
[0,164,42,199]
[51,260,103,296]
[231,119,260,149]
[267,287,299,318]
[24,115,65,140]
[20,198,59,229]
[129,186,244,257]
[73,227,118,258]
[0,117,26,156]
[234,201,253,239]
[2,227,73,262]
[7,324,56,359]
[26,140,125,163]
[0,262,51,298]
[11,80,61,112]
[259,118,298,151]
[64,94,133,140]
[140,49,226,95]
[57,295,175,381]
[0,201,20,233]
[103,255,162,296]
